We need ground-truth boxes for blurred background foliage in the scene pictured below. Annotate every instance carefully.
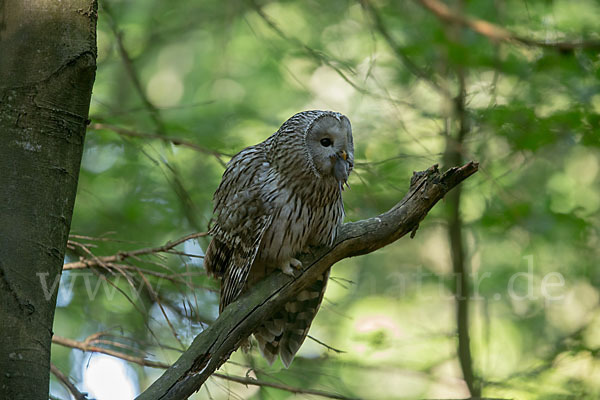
[50,0,600,399]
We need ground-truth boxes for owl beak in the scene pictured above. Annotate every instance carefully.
[338,150,353,168]
[333,151,351,191]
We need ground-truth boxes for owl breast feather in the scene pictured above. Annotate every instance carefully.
[256,174,343,268]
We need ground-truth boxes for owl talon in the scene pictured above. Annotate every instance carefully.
[281,258,302,276]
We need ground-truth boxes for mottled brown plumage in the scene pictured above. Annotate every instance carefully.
[204,110,353,367]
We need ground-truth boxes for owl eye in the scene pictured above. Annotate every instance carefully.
[320,138,332,147]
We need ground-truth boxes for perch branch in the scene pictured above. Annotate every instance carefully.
[136,162,479,400]
[416,0,600,51]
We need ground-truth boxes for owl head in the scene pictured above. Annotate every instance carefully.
[304,112,354,187]
[274,110,354,188]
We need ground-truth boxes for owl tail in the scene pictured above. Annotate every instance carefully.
[254,270,330,367]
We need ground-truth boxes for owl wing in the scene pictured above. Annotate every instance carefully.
[205,146,273,312]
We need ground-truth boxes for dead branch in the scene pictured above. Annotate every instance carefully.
[416,0,600,51]
[64,232,208,271]
[211,373,357,400]
[50,363,89,400]
[308,334,347,354]
[53,334,171,369]
[51,334,354,399]
[136,162,479,400]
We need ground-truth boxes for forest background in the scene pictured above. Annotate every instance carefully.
[45,0,600,399]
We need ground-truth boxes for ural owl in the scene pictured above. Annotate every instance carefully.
[205,110,354,367]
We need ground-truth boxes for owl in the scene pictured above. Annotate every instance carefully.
[204,110,354,367]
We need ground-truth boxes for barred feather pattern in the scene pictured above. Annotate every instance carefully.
[204,110,353,367]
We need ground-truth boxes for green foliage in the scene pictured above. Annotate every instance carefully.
[50,0,600,399]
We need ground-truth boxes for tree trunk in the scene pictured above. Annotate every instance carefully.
[0,1,97,399]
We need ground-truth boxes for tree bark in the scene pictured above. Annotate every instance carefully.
[0,1,97,399]
[137,161,479,400]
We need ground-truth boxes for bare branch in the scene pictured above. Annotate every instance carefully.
[249,0,392,103]
[52,334,353,399]
[101,3,206,230]
[136,162,479,400]
[90,123,229,165]
[307,335,347,354]
[211,373,357,400]
[416,0,600,51]
[64,232,208,271]
[102,2,165,132]
[50,363,89,400]
[53,334,170,369]
[359,0,451,97]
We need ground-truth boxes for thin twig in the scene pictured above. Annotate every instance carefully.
[102,3,165,132]
[249,0,374,99]
[307,335,346,354]
[64,232,208,271]
[134,266,186,349]
[212,372,357,400]
[90,123,229,165]
[101,2,206,230]
[69,233,146,244]
[359,0,451,97]
[53,334,170,369]
[107,263,211,290]
[416,0,600,51]
[52,335,353,400]
[424,398,509,400]
[50,363,89,400]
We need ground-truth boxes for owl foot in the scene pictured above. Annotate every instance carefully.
[281,258,302,276]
